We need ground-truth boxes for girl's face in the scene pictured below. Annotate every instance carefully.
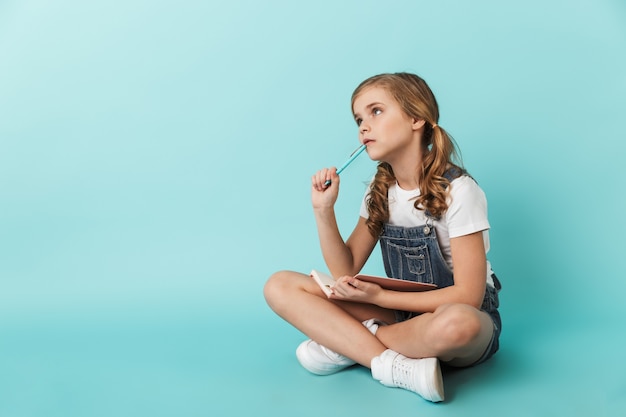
[352,86,424,165]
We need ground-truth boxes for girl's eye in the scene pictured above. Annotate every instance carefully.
[373,108,382,116]
[355,118,362,126]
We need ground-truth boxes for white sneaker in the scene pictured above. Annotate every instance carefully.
[371,349,444,402]
[296,319,384,375]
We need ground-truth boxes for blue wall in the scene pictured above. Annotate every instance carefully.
[1,1,625,416]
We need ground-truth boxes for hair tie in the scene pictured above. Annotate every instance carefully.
[432,123,438,129]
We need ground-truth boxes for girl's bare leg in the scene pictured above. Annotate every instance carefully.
[375,303,495,367]
[265,271,494,368]
[264,270,394,367]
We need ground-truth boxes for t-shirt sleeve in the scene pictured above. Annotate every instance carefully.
[359,188,370,219]
[445,176,490,238]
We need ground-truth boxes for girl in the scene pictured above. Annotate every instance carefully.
[263,72,501,402]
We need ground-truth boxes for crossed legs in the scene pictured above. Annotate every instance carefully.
[264,270,494,368]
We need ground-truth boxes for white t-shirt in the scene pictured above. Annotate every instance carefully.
[359,175,495,287]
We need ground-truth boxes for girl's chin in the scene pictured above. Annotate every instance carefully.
[367,153,385,163]
[365,149,381,162]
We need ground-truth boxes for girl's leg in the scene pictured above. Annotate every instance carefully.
[264,270,395,367]
[375,303,495,367]
[265,272,492,402]
[367,304,494,402]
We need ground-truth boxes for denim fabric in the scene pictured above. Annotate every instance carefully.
[473,275,502,366]
[380,223,454,289]
[379,223,501,365]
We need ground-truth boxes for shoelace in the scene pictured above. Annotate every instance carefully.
[391,356,417,390]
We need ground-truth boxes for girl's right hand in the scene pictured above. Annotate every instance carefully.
[311,167,339,209]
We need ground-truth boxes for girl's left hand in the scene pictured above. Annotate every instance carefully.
[329,275,382,303]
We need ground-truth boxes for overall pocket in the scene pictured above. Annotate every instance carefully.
[382,240,434,284]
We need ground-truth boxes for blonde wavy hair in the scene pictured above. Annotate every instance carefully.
[351,73,464,237]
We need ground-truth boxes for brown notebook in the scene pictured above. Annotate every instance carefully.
[310,269,437,297]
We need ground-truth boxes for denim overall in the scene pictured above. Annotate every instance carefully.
[378,169,502,364]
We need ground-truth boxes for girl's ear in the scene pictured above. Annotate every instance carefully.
[412,118,426,130]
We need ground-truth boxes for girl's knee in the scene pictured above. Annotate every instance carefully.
[263,270,292,305]
[263,270,314,311]
[430,304,483,348]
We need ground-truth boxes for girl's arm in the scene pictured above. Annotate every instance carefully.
[331,231,487,311]
[312,168,378,278]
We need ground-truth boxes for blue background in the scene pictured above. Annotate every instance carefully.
[1,0,625,415]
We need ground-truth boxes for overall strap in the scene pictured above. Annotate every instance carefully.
[442,166,466,183]
[424,166,468,220]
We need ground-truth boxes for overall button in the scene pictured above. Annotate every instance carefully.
[423,226,430,234]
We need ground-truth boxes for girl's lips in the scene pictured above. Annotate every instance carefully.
[363,139,374,146]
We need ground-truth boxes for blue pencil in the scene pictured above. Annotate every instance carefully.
[324,143,367,186]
